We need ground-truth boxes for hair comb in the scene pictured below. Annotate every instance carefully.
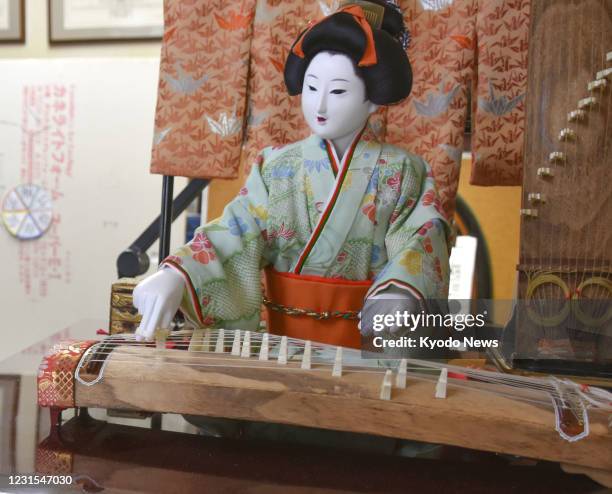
[338,0,384,29]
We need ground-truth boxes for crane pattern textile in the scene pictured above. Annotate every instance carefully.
[161,129,449,330]
[150,0,529,218]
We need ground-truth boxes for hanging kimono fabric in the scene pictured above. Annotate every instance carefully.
[149,0,257,179]
[385,0,478,219]
[162,128,449,347]
[388,0,529,192]
[149,0,529,216]
[469,0,529,185]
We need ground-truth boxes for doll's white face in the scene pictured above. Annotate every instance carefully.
[301,52,379,141]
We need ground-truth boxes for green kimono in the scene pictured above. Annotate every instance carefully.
[162,126,450,329]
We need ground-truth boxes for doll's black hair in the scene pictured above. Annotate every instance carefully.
[284,1,412,105]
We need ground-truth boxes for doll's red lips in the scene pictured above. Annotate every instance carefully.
[317,116,327,123]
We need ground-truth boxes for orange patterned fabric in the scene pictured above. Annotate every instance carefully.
[471,0,529,186]
[150,0,257,179]
[151,0,529,217]
[385,1,478,218]
[37,340,97,408]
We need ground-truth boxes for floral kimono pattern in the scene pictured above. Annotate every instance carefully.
[163,127,450,329]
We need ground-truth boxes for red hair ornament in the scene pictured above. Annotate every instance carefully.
[291,4,379,67]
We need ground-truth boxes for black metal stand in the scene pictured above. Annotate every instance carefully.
[116,178,209,277]
[159,176,174,264]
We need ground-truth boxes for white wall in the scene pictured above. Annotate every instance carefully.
[0,4,202,361]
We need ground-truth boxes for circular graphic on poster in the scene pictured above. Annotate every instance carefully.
[1,184,54,240]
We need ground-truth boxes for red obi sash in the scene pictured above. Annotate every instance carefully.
[263,267,372,349]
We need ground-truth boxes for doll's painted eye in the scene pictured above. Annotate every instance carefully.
[330,89,346,95]
[308,85,317,91]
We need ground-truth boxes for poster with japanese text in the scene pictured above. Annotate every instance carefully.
[0,59,191,361]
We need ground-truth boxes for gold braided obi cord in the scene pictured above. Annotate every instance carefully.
[263,267,372,349]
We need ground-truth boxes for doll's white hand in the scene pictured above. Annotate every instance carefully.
[359,293,423,337]
[133,268,185,341]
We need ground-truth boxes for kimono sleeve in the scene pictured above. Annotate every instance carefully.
[368,155,450,301]
[161,153,271,330]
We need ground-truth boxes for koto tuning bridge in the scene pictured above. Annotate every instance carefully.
[528,193,546,204]
[154,328,170,350]
[578,96,597,110]
[537,167,554,178]
[380,370,393,400]
[588,79,607,92]
[558,128,576,141]
[567,109,586,122]
[549,151,566,164]
[597,68,612,80]
[520,208,539,218]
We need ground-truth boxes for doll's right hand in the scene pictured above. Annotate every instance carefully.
[133,268,185,341]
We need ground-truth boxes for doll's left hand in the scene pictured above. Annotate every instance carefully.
[359,291,423,337]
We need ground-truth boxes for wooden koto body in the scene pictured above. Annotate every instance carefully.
[37,333,612,475]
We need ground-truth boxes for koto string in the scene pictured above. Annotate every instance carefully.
[76,353,594,410]
[538,0,563,338]
[585,0,603,320]
[562,1,576,321]
[77,331,612,409]
[600,2,612,316]
[94,332,597,398]
[575,0,591,317]
[591,0,612,320]
[95,331,579,392]
[77,345,571,409]
[102,331,608,403]
[565,0,582,344]
[78,357,574,410]
[549,0,561,317]
[578,0,611,336]
[563,0,579,337]
[529,0,544,325]
[540,0,554,327]
[576,0,598,302]
[567,0,581,312]
[566,0,581,334]
[571,0,586,299]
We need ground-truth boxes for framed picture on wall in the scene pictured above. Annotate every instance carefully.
[48,0,163,43]
[0,0,25,43]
